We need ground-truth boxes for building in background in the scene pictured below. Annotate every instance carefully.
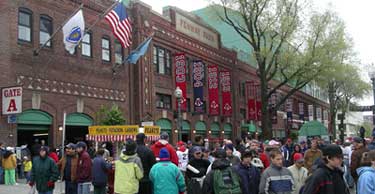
[336,111,364,138]
[0,0,329,146]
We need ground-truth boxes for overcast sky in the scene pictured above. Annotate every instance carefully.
[141,0,375,107]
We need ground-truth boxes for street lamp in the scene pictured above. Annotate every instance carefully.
[368,64,375,126]
[174,87,183,142]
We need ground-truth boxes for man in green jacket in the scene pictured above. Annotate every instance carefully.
[150,148,186,194]
[29,146,59,194]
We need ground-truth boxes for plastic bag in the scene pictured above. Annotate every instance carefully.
[28,185,36,194]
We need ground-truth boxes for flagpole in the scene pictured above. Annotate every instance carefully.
[75,1,119,47]
[33,4,84,56]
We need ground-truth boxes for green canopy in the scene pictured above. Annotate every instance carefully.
[298,121,328,136]
[66,113,93,126]
[241,123,257,133]
[182,120,190,132]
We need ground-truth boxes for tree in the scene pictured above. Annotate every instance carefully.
[214,0,349,138]
[96,104,126,125]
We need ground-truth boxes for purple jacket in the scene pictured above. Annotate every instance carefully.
[76,151,92,183]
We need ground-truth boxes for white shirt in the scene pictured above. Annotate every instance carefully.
[288,165,308,194]
[177,149,189,171]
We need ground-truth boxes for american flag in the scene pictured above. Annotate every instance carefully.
[105,2,132,48]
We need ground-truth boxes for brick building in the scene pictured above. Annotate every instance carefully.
[0,0,329,147]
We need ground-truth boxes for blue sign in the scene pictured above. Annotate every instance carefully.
[8,114,17,124]
[193,61,205,113]
[66,26,82,43]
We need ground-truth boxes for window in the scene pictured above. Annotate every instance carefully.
[185,57,190,81]
[153,46,172,75]
[81,32,91,57]
[18,8,32,42]
[115,40,123,64]
[186,98,191,112]
[240,108,246,120]
[102,37,110,62]
[39,15,52,47]
[240,82,246,97]
[156,93,172,109]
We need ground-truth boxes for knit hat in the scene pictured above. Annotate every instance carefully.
[39,146,49,153]
[213,148,227,159]
[76,141,87,149]
[177,141,185,147]
[225,144,234,151]
[293,153,304,163]
[160,132,169,140]
[322,145,343,157]
[159,148,170,161]
[353,137,364,144]
[136,133,146,143]
[124,139,137,155]
[191,146,202,154]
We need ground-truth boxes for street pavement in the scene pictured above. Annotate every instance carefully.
[0,179,93,194]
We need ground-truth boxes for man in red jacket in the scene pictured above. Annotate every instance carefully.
[151,132,178,166]
[76,141,92,194]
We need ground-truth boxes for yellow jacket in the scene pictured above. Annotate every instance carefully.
[23,160,32,172]
[114,153,143,194]
[2,154,17,170]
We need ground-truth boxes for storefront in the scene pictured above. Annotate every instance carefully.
[66,113,93,143]
[182,120,191,142]
[223,123,232,139]
[194,121,207,137]
[17,109,52,146]
[156,118,172,137]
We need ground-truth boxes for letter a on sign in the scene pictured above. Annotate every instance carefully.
[2,86,23,115]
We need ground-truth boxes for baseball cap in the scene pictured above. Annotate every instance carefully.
[353,137,364,144]
[160,132,169,140]
[293,153,304,163]
[65,143,76,149]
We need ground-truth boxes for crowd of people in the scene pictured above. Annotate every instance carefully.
[0,130,375,194]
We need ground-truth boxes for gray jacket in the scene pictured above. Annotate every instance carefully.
[259,164,295,194]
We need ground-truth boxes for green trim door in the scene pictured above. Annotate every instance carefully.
[156,119,172,137]
[195,121,206,136]
[17,109,52,145]
[210,122,220,138]
[182,121,190,134]
[223,123,232,139]
[66,113,93,126]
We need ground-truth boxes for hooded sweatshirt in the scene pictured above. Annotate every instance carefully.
[151,140,178,166]
[202,158,232,194]
[114,153,143,194]
[356,166,375,194]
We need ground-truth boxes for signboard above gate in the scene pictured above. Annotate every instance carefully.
[175,12,219,49]
[2,86,23,115]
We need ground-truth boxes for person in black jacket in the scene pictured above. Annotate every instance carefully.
[136,133,156,194]
[186,146,211,194]
[303,145,350,194]
[233,150,260,194]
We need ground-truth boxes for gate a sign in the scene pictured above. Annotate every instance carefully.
[2,86,22,115]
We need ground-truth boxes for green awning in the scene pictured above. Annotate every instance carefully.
[195,121,206,131]
[17,109,52,125]
[299,121,328,136]
[241,123,257,133]
[210,122,220,131]
[182,120,190,131]
[17,124,50,131]
[66,113,93,126]
[156,119,172,132]
[223,123,232,131]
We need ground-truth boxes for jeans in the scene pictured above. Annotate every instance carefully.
[4,169,15,185]
[77,182,91,194]
[38,191,53,194]
[24,171,31,182]
[0,167,4,184]
[94,185,106,194]
[66,180,78,194]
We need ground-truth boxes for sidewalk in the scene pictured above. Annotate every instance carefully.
[0,179,93,194]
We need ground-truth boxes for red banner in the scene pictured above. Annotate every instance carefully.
[208,64,219,115]
[248,99,256,120]
[220,69,232,116]
[175,53,187,111]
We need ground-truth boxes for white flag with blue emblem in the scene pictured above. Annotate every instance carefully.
[62,9,85,54]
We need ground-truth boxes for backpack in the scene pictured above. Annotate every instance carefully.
[213,167,242,194]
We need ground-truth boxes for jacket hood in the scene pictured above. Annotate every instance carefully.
[212,158,231,170]
[155,140,169,147]
[357,166,375,177]
[120,153,138,161]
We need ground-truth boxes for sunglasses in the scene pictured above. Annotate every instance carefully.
[195,152,202,155]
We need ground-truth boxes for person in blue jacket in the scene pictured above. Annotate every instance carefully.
[92,148,112,194]
[357,150,375,194]
[233,149,260,194]
[149,148,186,194]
